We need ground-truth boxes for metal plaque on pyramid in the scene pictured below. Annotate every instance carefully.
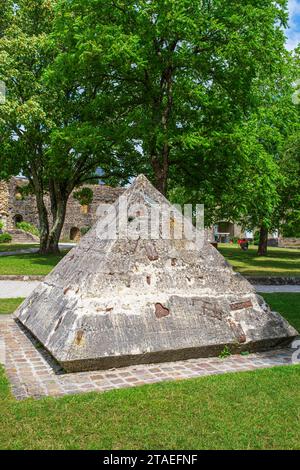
[15,175,298,372]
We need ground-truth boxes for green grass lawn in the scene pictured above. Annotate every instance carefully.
[0,251,67,276]
[219,244,300,277]
[0,298,25,315]
[0,243,39,253]
[260,293,300,332]
[0,365,299,450]
[0,293,299,449]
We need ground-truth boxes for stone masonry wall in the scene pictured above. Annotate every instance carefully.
[278,237,300,248]
[0,180,10,230]
[0,177,125,241]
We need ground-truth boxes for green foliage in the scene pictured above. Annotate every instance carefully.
[0,0,297,252]
[0,0,133,253]
[253,231,260,246]
[219,346,231,359]
[16,222,40,237]
[279,125,300,237]
[0,233,12,243]
[0,221,4,230]
[18,184,34,200]
[52,0,288,194]
[281,217,300,238]
[73,188,94,206]
[80,226,91,236]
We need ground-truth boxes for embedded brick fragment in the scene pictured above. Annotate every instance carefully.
[155,303,170,318]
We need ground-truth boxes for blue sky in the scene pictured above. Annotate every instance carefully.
[287,0,300,49]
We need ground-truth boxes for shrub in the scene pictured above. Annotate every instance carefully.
[0,221,4,231]
[80,226,91,236]
[73,187,94,206]
[0,233,12,243]
[16,221,39,237]
[15,192,23,201]
[281,216,300,238]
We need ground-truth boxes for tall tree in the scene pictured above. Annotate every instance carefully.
[54,0,289,194]
[0,0,136,253]
[169,57,299,256]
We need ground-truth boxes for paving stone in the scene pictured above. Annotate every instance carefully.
[0,317,296,400]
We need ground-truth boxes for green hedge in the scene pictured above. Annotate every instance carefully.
[0,233,12,243]
[16,222,39,237]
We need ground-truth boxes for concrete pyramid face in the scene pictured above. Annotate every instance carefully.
[16,175,298,372]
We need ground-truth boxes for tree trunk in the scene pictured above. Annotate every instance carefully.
[31,175,50,255]
[257,225,268,256]
[152,154,169,196]
[46,197,68,254]
[34,178,69,255]
[150,63,173,196]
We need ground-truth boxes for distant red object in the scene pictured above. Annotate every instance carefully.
[238,238,249,251]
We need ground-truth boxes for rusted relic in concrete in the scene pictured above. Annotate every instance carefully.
[15,175,298,372]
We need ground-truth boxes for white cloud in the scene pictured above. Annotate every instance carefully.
[286,0,300,50]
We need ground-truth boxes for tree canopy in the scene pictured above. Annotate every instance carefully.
[1,0,299,255]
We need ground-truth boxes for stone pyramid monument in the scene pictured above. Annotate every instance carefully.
[16,175,297,372]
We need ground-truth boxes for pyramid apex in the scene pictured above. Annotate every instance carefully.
[136,174,148,181]
[133,174,153,186]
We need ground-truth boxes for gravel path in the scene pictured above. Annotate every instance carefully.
[256,285,300,293]
[0,281,39,298]
[0,243,76,257]
[0,248,39,257]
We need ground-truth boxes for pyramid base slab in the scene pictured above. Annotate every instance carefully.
[59,337,295,373]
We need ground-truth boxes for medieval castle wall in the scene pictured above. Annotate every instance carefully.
[0,177,124,241]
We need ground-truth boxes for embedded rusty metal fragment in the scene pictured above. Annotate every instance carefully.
[155,303,170,318]
[171,258,177,266]
[146,275,151,285]
[63,286,71,295]
[145,243,159,261]
[230,300,253,311]
[227,319,247,343]
[75,330,85,346]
